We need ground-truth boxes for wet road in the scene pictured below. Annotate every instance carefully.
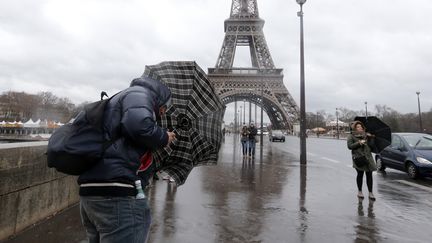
[5,135,432,243]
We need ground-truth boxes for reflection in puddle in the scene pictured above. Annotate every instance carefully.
[355,199,379,242]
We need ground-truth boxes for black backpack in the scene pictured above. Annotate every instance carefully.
[47,92,117,175]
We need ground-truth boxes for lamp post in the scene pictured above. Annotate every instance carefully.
[239,106,242,127]
[234,110,240,134]
[260,87,264,148]
[336,108,339,139]
[416,92,423,132]
[365,101,368,118]
[234,100,238,133]
[237,110,240,133]
[249,101,252,124]
[255,103,257,126]
[296,0,307,164]
[316,111,319,138]
[243,100,246,125]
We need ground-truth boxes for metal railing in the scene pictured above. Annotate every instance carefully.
[208,68,283,75]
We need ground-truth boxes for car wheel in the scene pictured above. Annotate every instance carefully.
[406,162,419,179]
[376,157,386,172]
[282,139,285,142]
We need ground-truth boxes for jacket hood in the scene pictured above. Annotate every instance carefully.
[130,76,171,108]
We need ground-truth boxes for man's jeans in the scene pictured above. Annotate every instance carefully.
[80,196,151,243]
[248,139,256,156]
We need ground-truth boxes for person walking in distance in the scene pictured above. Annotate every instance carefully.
[240,125,249,157]
[78,76,176,243]
[248,123,258,158]
[347,121,377,201]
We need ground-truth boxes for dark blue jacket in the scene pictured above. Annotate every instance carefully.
[78,76,171,197]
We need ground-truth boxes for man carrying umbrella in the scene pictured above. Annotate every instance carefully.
[78,76,176,243]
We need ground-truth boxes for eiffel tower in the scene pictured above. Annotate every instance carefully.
[208,0,299,130]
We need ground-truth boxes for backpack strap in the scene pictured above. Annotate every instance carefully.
[99,91,122,153]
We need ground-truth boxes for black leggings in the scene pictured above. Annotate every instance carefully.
[356,169,373,192]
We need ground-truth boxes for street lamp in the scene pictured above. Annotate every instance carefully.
[336,108,339,139]
[239,106,242,127]
[296,0,307,6]
[316,111,319,138]
[365,101,368,117]
[249,100,252,125]
[243,100,246,125]
[296,0,307,164]
[234,100,238,133]
[237,110,240,133]
[416,91,423,132]
[255,103,257,126]
[260,87,264,148]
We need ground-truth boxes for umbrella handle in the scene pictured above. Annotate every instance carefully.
[170,128,179,135]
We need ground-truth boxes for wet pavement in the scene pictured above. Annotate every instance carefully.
[4,135,432,243]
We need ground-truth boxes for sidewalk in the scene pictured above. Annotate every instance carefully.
[4,134,430,242]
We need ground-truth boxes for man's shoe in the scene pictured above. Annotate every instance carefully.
[369,193,376,201]
[357,191,364,199]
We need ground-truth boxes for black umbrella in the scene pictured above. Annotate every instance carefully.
[143,61,226,185]
[354,116,391,153]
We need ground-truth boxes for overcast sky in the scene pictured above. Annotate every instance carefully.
[1,0,431,122]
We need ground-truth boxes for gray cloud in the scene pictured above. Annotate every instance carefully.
[1,0,431,120]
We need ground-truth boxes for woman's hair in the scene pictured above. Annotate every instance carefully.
[352,120,365,130]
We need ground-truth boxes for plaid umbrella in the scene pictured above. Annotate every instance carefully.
[143,61,225,185]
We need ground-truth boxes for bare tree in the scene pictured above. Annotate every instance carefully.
[0,91,79,123]
[20,93,41,121]
[336,107,360,122]
[0,91,34,121]
[306,111,326,129]
[374,104,401,132]
[36,92,57,120]
[55,97,75,122]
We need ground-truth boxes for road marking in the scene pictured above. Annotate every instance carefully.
[382,182,432,208]
[395,180,432,193]
[380,201,407,219]
[321,157,341,164]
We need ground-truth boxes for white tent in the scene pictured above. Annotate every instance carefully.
[23,119,40,128]
[39,119,48,128]
[326,120,349,127]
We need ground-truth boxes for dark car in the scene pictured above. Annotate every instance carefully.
[376,133,432,179]
[269,130,285,142]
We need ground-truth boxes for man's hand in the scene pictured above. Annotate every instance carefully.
[166,131,176,146]
[359,139,366,145]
